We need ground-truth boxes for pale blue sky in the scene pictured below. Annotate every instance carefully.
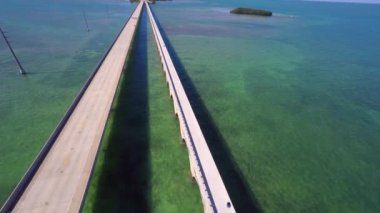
[306,0,380,3]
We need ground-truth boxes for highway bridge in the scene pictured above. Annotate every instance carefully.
[1,1,234,212]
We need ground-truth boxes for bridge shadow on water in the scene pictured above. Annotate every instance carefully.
[91,6,151,212]
[150,9,262,213]
[89,5,262,212]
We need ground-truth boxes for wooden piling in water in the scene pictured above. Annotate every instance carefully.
[0,27,26,75]
[82,10,90,32]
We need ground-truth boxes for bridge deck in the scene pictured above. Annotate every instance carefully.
[10,2,144,212]
[146,3,235,213]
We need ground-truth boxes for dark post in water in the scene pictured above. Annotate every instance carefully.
[82,10,90,32]
[0,27,26,75]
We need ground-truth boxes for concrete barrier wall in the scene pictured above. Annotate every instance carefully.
[145,2,235,213]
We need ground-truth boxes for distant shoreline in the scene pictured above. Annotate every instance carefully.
[304,0,380,4]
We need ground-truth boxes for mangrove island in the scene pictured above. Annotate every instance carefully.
[230,7,272,17]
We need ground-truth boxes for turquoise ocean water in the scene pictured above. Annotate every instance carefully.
[152,0,380,211]
[1,0,380,211]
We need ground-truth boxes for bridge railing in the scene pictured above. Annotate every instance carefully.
[145,2,235,213]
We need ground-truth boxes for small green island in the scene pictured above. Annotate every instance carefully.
[230,7,272,17]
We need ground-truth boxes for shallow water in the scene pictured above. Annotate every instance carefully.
[1,0,380,211]
[0,0,134,205]
[153,0,380,211]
